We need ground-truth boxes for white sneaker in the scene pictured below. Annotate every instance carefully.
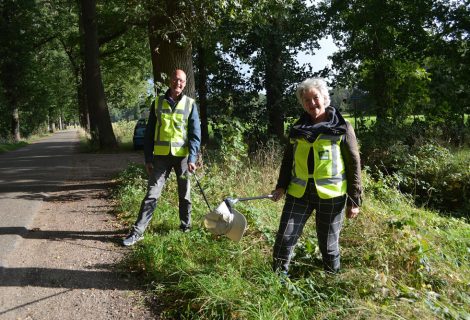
[122,233,143,246]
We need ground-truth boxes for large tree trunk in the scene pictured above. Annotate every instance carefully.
[1,60,22,142]
[265,21,285,139]
[76,10,90,132]
[372,64,389,123]
[195,45,209,145]
[10,105,21,142]
[3,83,21,142]
[80,0,117,149]
[77,64,90,131]
[70,59,89,131]
[147,1,195,98]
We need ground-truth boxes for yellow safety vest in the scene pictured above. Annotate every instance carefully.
[287,134,347,199]
[153,95,194,157]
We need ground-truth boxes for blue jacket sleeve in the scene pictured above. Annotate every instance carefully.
[144,100,156,164]
[187,102,201,164]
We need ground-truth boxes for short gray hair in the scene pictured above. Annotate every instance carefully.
[295,78,330,107]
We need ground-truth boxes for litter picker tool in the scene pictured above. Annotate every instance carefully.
[192,173,272,242]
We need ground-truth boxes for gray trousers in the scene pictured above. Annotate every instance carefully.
[273,180,347,273]
[132,155,191,236]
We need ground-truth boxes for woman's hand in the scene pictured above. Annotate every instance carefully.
[346,206,359,219]
[271,188,285,202]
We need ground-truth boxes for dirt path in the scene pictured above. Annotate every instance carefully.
[0,134,155,319]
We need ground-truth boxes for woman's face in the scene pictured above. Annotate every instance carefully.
[302,88,326,122]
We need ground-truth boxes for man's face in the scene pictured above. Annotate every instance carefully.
[170,70,187,97]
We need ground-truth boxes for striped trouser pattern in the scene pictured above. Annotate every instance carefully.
[273,182,347,273]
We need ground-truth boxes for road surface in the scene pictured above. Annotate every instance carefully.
[0,131,79,267]
[0,130,153,319]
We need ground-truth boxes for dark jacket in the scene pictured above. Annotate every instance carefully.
[144,89,201,164]
[276,107,362,207]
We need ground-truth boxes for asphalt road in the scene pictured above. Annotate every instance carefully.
[0,130,81,268]
[0,130,142,269]
[0,130,154,319]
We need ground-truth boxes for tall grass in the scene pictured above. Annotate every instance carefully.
[113,120,136,150]
[77,120,138,152]
[114,144,469,319]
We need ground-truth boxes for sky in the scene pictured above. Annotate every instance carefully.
[297,36,338,72]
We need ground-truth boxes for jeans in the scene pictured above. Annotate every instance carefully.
[132,155,191,236]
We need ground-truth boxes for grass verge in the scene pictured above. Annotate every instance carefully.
[0,132,53,153]
[113,146,469,319]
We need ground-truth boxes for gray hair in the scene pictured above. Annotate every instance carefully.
[295,78,330,107]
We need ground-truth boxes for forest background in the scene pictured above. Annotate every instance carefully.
[1,0,468,215]
[0,0,469,318]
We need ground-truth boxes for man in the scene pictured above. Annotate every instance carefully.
[123,69,201,246]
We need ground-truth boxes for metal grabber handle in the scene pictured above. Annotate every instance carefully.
[224,194,273,206]
[192,172,212,211]
[236,195,273,202]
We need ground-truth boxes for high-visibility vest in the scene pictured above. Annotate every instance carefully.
[287,134,347,199]
[153,95,194,157]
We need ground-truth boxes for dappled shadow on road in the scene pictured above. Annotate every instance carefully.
[0,265,142,290]
[2,180,116,196]
[12,181,115,202]
[0,227,127,243]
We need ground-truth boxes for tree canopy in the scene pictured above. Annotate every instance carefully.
[0,0,468,147]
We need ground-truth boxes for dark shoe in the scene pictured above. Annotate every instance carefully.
[276,270,290,285]
[179,225,191,233]
[279,271,290,286]
[122,233,143,246]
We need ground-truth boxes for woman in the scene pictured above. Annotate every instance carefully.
[271,78,362,275]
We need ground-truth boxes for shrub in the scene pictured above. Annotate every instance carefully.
[361,122,470,217]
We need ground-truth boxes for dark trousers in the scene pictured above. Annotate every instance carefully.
[273,181,347,273]
[132,155,191,236]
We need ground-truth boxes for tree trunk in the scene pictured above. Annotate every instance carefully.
[147,1,195,98]
[76,5,90,132]
[265,22,285,139]
[10,105,21,142]
[372,64,388,123]
[80,0,117,149]
[2,68,21,142]
[195,45,209,145]
[77,63,90,131]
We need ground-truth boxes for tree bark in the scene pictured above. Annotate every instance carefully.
[1,58,22,142]
[147,1,195,98]
[372,63,388,122]
[2,83,21,141]
[80,0,117,149]
[77,63,90,131]
[195,45,209,145]
[10,105,21,142]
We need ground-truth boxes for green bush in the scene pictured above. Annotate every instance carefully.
[397,144,470,216]
[360,122,470,217]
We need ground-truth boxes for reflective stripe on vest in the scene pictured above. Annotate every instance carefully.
[287,134,347,199]
[153,95,193,157]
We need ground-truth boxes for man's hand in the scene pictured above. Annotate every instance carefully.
[271,188,285,202]
[145,163,154,176]
[188,162,197,173]
[346,206,359,219]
